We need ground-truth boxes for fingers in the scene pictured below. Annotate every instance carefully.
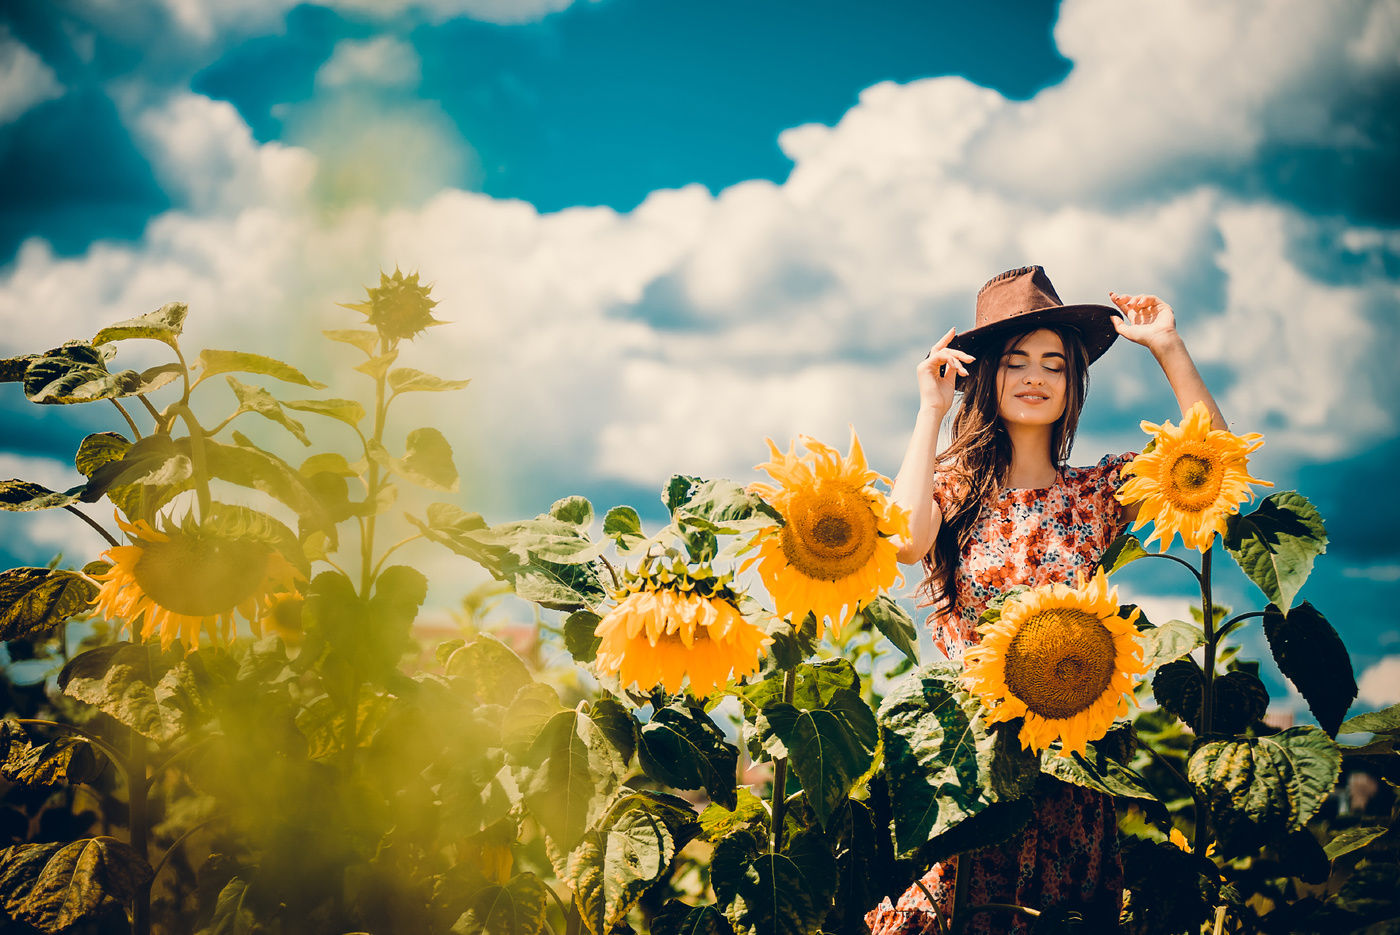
[930,326,956,352]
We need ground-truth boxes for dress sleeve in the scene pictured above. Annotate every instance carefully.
[1092,452,1139,529]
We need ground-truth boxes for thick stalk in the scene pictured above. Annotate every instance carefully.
[951,853,971,934]
[1195,545,1215,859]
[128,730,151,935]
[174,405,212,518]
[359,338,390,599]
[769,664,798,854]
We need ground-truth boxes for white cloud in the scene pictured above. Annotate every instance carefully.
[313,0,581,25]
[0,27,64,127]
[1358,656,1400,706]
[1345,564,1400,582]
[0,454,109,565]
[316,37,422,91]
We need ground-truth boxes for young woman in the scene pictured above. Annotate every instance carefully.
[866,266,1226,934]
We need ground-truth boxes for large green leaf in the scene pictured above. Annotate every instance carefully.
[825,798,881,935]
[602,505,645,551]
[652,902,736,935]
[195,876,255,935]
[388,367,471,395]
[295,690,395,760]
[446,636,534,709]
[367,427,459,492]
[877,662,1003,854]
[0,837,153,934]
[280,397,367,428]
[1262,601,1356,736]
[568,794,700,935]
[58,642,229,743]
[0,568,98,640]
[82,433,192,496]
[699,787,768,843]
[193,348,326,388]
[854,595,919,662]
[1340,703,1400,735]
[763,689,877,829]
[1040,741,1158,800]
[719,829,837,935]
[1152,660,1267,735]
[548,495,594,530]
[202,437,337,540]
[92,301,187,347]
[1323,823,1390,860]
[0,479,85,511]
[223,376,310,445]
[513,711,624,851]
[1223,491,1327,612]
[1097,533,1152,576]
[736,659,859,718]
[0,724,107,787]
[74,432,131,477]
[452,873,550,935]
[22,343,147,405]
[1187,726,1342,857]
[500,683,566,757]
[1137,619,1205,669]
[915,795,1036,866]
[0,353,37,382]
[588,697,638,767]
[563,610,603,664]
[638,703,738,811]
[667,477,781,527]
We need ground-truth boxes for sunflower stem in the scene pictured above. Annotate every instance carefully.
[136,394,162,426]
[109,398,142,440]
[1141,550,1203,584]
[359,335,389,600]
[174,404,213,519]
[149,815,222,884]
[129,728,151,935]
[1216,611,1265,643]
[370,534,424,579]
[951,853,971,934]
[64,506,121,549]
[769,663,798,854]
[1195,545,1216,859]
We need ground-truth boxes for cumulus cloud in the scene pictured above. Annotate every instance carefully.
[0,27,64,126]
[0,454,109,565]
[316,37,422,91]
[1358,655,1400,706]
[316,0,581,26]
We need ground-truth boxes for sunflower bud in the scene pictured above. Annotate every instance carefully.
[346,267,445,343]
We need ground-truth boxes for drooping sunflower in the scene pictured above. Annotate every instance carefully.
[742,429,910,639]
[593,560,773,697]
[962,567,1147,757]
[92,512,304,650]
[1117,401,1272,553]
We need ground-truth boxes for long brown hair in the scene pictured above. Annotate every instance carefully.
[921,323,1091,619]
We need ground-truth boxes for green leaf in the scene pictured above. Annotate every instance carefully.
[367,427,459,492]
[720,830,837,935]
[1262,601,1357,736]
[854,594,919,661]
[58,642,229,743]
[763,689,877,829]
[1039,741,1157,800]
[22,343,149,405]
[296,691,394,760]
[0,354,37,382]
[549,495,593,530]
[825,799,881,935]
[514,711,624,851]
[638,703,738,811]
[602,506,645,551]
[224,375,310,445]
[83,433,192,497]
[670,477,781,527]
[75,432,131,477]
[568,798,687,935]
[452,873,550,935]
[652,901,735,935]
[1323,823,1390,860]
[699,787,768,843]
[194,348,326,389]
[354,349,399,381]
[0,479,85,512]
[916,794,1035,866]
[299,452,358,478]
[500,683,565,757]
[92,301,187,347]
[736,659,859,718]
[1152,659,1205,731]
[196,876,255,935]
[446,636,534,708]
[876,661,1003,854]
[1120,839,1220,935]
[0,837,154,934]
[1138,618,1205,669]
[322,328,379,356]
[588,697,638,767]
[0,725,107,787]
[1152,660,1268,735]
[1223,491,1328,612]
[1097,533,1151,576]
[388,367,471,394]
[280,396,366,428]
[201,438,336,541]
[564,611,603,664]
[1340,703,1400,735]
[0,568,98,640]
[1187,726,1342,857]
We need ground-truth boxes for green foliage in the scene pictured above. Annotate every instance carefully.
[1040,737,1157,801]
[762,690,877,829]
[1187,726,1342,857]
[91,301,188,348]
[0,723,107,786]
[638,702,738,811]
[21,342,173,405]
[194,348,327,388]
[0,567,98,640]
[0,479,85,511]
[368,427,460,492]
[713,829,837,935]
[0,838,154,934]
[653,901,736,935]
[1120,839,1220,935]
[1097,533,1152,576]
[59,642,231,743]
[1262,601,1357,736]
[453,873,550,935]
[1136,617,1205,669]
[851,594,919,661]
[1223,490,1328,612]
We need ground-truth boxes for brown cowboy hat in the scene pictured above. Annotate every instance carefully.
[947,266,1121,382]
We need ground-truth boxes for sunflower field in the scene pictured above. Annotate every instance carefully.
[0,275,1396,935]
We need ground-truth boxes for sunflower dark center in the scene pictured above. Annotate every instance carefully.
[133,535,271,617]
[778,481,879,581]
[1004,608,1116,721]
[1164,450,1224,513]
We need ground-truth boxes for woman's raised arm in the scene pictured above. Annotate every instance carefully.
[1109,292,1226,430]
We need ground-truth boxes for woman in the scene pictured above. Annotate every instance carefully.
[866,266,1225,934]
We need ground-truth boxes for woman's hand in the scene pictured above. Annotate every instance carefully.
[918,327,974,413]
[1109,293,1182,352]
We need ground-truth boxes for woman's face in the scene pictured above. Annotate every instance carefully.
[996,329,1068,426]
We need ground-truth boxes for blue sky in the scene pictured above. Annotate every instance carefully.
[2,0,1398,716]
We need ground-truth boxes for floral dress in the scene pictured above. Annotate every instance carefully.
[866,453,1136,935]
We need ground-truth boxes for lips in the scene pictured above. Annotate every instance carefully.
[1016,393,1050,401]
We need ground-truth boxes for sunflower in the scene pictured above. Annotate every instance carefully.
[962,567,1146,757]
[92,512,304,650]
[593,561,773,697]
[742,430,910,639]
[1117,401,1272,553]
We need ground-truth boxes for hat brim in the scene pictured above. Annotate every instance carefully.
[947,303,1121,388]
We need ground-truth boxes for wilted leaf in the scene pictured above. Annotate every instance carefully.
[22,343,147,405]
[59,642,228,743]
[224,375,310,445]
[0,727,107,787]
[280,397,366,427]
[1262,601,1357,736]
[0,837,153,934]
[1223,491,1327,612]
[92,301,187,347]
[388,367,471,395]
[0,480,84,512]
[194,348,326,389]
[0,568,98,640]
[1187,726,1342,857]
